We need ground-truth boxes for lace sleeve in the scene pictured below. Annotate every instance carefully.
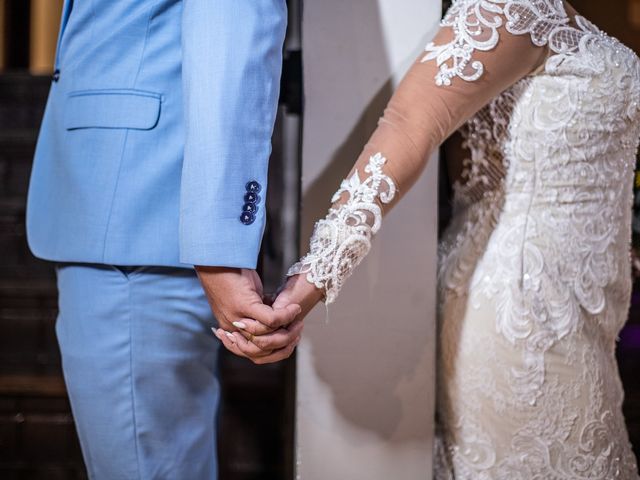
[289,0,559,304]
[287,153,396,304]
[423,0,573,86]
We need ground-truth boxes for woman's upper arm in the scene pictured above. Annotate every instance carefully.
[371,0,549,192]
[398,0,550,142]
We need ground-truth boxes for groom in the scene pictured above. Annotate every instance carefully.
[26,0,303,478]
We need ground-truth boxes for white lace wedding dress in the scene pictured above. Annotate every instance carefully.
[434,1,640,478]
[290,1,640,478]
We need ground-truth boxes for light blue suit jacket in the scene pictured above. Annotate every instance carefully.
[26,0,287,268]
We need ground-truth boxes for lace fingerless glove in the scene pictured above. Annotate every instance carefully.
[287,153,397,304]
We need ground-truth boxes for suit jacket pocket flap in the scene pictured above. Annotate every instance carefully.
[64,89,162,130]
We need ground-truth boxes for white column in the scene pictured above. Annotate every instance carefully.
[297,1,441,479]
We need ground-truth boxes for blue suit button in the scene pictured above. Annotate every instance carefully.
[244,192,260,204]
[52,69,60,82]
[246,181,261,193]
[242,203,258,214]
[240,212,255,225]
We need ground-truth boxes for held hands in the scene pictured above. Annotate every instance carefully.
[201,153,390,363]
[197,266,322,364]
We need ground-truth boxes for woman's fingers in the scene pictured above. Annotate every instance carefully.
[233,315,303,339]
[227,331,274,358]
[212,328,247,358]
[236,318,303,351]
[214,321,303,363]
[252,338,301,364]
[231,318,275,336]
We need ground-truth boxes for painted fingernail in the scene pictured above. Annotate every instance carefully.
[232,321,247,329]
[212,327,221,338]
[225,332,236,343]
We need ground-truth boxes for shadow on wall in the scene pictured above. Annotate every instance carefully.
[301,79,392,242]
[300,0,438,444]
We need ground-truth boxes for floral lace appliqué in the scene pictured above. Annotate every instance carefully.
[288,153,396,304]
[422,0,602,86]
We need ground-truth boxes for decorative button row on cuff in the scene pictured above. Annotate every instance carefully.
[240,181,262,225]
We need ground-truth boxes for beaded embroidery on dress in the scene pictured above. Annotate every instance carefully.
[432,0,640,478]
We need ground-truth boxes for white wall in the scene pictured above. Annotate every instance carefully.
[297,1,441,479]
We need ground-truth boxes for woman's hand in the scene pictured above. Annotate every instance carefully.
[214,274,324,364]
[272,274,325,318]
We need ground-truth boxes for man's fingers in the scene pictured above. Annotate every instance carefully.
[245,303,301,329]
[232,318,275,336]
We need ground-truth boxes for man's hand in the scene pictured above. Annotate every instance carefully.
[215,273,324,364]
[196,266,302,361]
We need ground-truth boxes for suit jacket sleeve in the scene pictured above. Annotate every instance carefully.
[179,0,287,268]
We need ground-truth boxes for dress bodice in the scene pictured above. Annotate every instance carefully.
[440,2,640,347]
[450,5,640,210]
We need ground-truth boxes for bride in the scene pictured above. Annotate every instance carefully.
[215,0,640,477]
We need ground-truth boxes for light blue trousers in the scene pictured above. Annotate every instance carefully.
[55,263,221,479]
